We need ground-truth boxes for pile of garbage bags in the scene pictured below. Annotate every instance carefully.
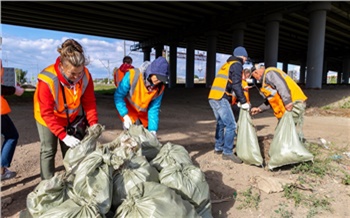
[24,124,212,218]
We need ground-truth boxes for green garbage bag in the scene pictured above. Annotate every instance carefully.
[112,155,159,210]
[39,198,102,218]
[63,123,105,173]
[115,182,200,218]
[236,109,263,166]
[150,142,193,172]
[27,173,69,218]
[159,163,212,218]
[72,146,124,214]
[268,111,314,170]
[127,125,163,161]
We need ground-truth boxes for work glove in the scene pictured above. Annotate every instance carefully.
[238,102,250,111]
[150,131,157,137]
[62,135,81,148]
[14,86,24,96]
[139,61,151,73]
[123,115,132,130]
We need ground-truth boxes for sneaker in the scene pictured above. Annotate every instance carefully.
[1,168,17,181]
[214,150,223,155]
[222,154,243,164]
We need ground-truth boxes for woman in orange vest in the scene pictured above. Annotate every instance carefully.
[33,39,98,180]
[250,64,307,140]
[113,56,134,88]
[114,56,169,136]
[1,59,24,180]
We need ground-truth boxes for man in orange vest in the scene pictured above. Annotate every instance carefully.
[114,56,169,136]
[208,46,250,164]
[250,64,308,140]
[1,59,24,180]
[113,56,134,88]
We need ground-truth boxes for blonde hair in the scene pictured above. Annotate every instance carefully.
[57,39,89,67]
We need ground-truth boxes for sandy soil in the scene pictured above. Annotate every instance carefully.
[1,85,350,218]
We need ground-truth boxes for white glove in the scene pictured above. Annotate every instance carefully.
[241,103,250,111]
[139,61,151,73]
[123,115,132,130]
[150,131,157,137]
[62,135,81,148]
[15,86,24,96]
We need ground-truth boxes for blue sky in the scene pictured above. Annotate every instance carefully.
[1,24,237,83]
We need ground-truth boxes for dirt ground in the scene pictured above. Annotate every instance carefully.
[1,85,350,218]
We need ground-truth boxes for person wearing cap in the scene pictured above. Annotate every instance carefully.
[114,56,169,136]
[250,64,307,141]
[113,55,134,88]
[208,46,250,164]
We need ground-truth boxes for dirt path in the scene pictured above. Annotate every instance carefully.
[1,86,350,218]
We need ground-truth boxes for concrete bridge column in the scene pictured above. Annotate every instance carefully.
[306,2,331,89]
[299,61,306,84]
[264,13,282,68]
[186,37,195,88]
[169,42,178,88]
[206,30,218,88]
[283,61,288,74]
[143,47,151,62]
[154,45,164,58]
[231,22,246,48]
[342,53,350,84]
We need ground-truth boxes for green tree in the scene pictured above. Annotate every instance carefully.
[15,68,28,84]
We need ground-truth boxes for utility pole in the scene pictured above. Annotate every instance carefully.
[99,59,111,84]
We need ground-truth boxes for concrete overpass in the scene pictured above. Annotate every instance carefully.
[2,1,350,88]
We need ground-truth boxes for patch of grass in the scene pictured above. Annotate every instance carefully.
[340,97,350,109]
[94,84,115,95]
[273,203,293,218]
[291,159,331,178]
[282,185,332,217]
[237,187,260,210]
[342,173,350,185]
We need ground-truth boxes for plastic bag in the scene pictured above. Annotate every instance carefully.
[236,109,263,166]
[268,111,314,170]
[159,163,212,218]
[115,182,199,218]
[150,142,193,171]
[112,156,159,210]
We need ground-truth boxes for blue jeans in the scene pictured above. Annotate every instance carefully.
[1,114,19,168]
[209,98,237,155]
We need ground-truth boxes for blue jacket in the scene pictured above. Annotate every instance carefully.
[114,72,164,131]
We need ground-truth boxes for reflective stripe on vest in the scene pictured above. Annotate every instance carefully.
[261,67,307,118]
[126,68,164,112]
[208,60,237,100]
[114,68,125,88]
[34,64,90,126]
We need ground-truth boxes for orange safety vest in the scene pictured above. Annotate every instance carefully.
[1,96,11,115]
[232,74,250,105]
[124,68,165,127]
[33,64,90,126]
[260,67,307,119]
[1,71,11,115]
[113,68,125,88]
[208,60,237,100]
